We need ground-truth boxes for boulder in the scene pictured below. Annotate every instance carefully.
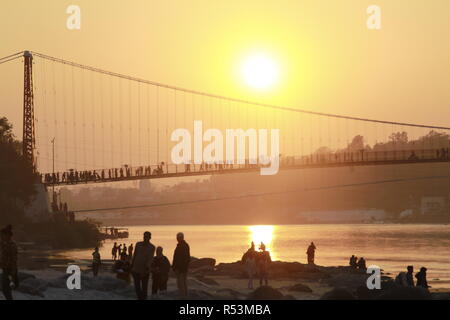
[215,262,246,277]
[187,289,216,300]
[214,261,328,279]
[16,277,49,297]
[355,285,379,300]
[377,286,431,300]
[0,271,36,291]
[326,273,369,290]
[48,274,130,292]
[86,275,131,292]
[248,286,285,300]
[18,272,36,282]
[321,288,356,300]
[215,288,247,300]
[48,273,90,289]
[288,283,313,293]
[190,257,216,269]
[194,275,220,286]
[190,265,216,276]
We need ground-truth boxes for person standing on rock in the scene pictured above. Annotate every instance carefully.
[307,242,316,265]
[172,232,190,298]
[257,243,272,287]
[242,242,257,289]
[131,231,155,300]
[244,250,257,289]
[357,257,367,271]
[415,267,430,290]
[405,266,415,287]
[1,225,18,300]
[128,243,134,260]
[396,266,415,287]
[92,247,101,277]
[112,242,118,260]
[349,255,357,268]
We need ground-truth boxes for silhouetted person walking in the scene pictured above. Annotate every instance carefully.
[151,246,171,296]
[131,231,155,300]
[92,247,101,277]
[307,242,316,265]
[1,225,18,300]
[415,267,430,290]
[172,232,190,298]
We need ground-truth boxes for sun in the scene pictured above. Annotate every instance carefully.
[249,225,274,249]
[241,54,280,90]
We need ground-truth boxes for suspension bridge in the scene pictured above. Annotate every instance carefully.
[1,51,450,188]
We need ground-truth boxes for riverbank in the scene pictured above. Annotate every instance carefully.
[3,254,450,300]
[12,220,102,250]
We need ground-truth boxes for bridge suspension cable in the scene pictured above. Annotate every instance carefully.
[27,50,450,131]
[2,50,450,182]
[0,52,23,65]
[1,50,449,131]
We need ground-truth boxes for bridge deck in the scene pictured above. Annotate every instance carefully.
[42,149,450,187]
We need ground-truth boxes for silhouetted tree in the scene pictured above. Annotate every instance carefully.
[0,117,38,224]
[389,131,408,144]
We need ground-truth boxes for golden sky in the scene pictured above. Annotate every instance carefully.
[1,0,450,135]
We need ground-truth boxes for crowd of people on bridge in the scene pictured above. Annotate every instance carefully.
[41,147,450,186]
[41,162,167,185]
[41,159,263,185]
[436,148,450,160]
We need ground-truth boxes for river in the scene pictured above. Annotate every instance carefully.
[58,224,450,289]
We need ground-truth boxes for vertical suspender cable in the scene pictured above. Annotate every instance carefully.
[62,63,68,170]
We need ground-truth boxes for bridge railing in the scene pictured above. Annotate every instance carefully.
[40,147,450,186]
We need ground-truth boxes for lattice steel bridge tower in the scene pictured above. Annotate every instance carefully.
[22,51,35,170]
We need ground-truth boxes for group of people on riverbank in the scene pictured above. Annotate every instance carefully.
[241,241,317,289]
[349,255,367,270]
[91,231,190,300]
[241,242,272,289]
[111,242,133,261]
[395,265,430,290]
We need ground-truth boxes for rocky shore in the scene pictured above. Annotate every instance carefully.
[1,256,449,300]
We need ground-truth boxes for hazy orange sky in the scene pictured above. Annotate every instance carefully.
[1,0,449,128]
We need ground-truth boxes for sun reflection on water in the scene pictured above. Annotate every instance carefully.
[248,225,276,260]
